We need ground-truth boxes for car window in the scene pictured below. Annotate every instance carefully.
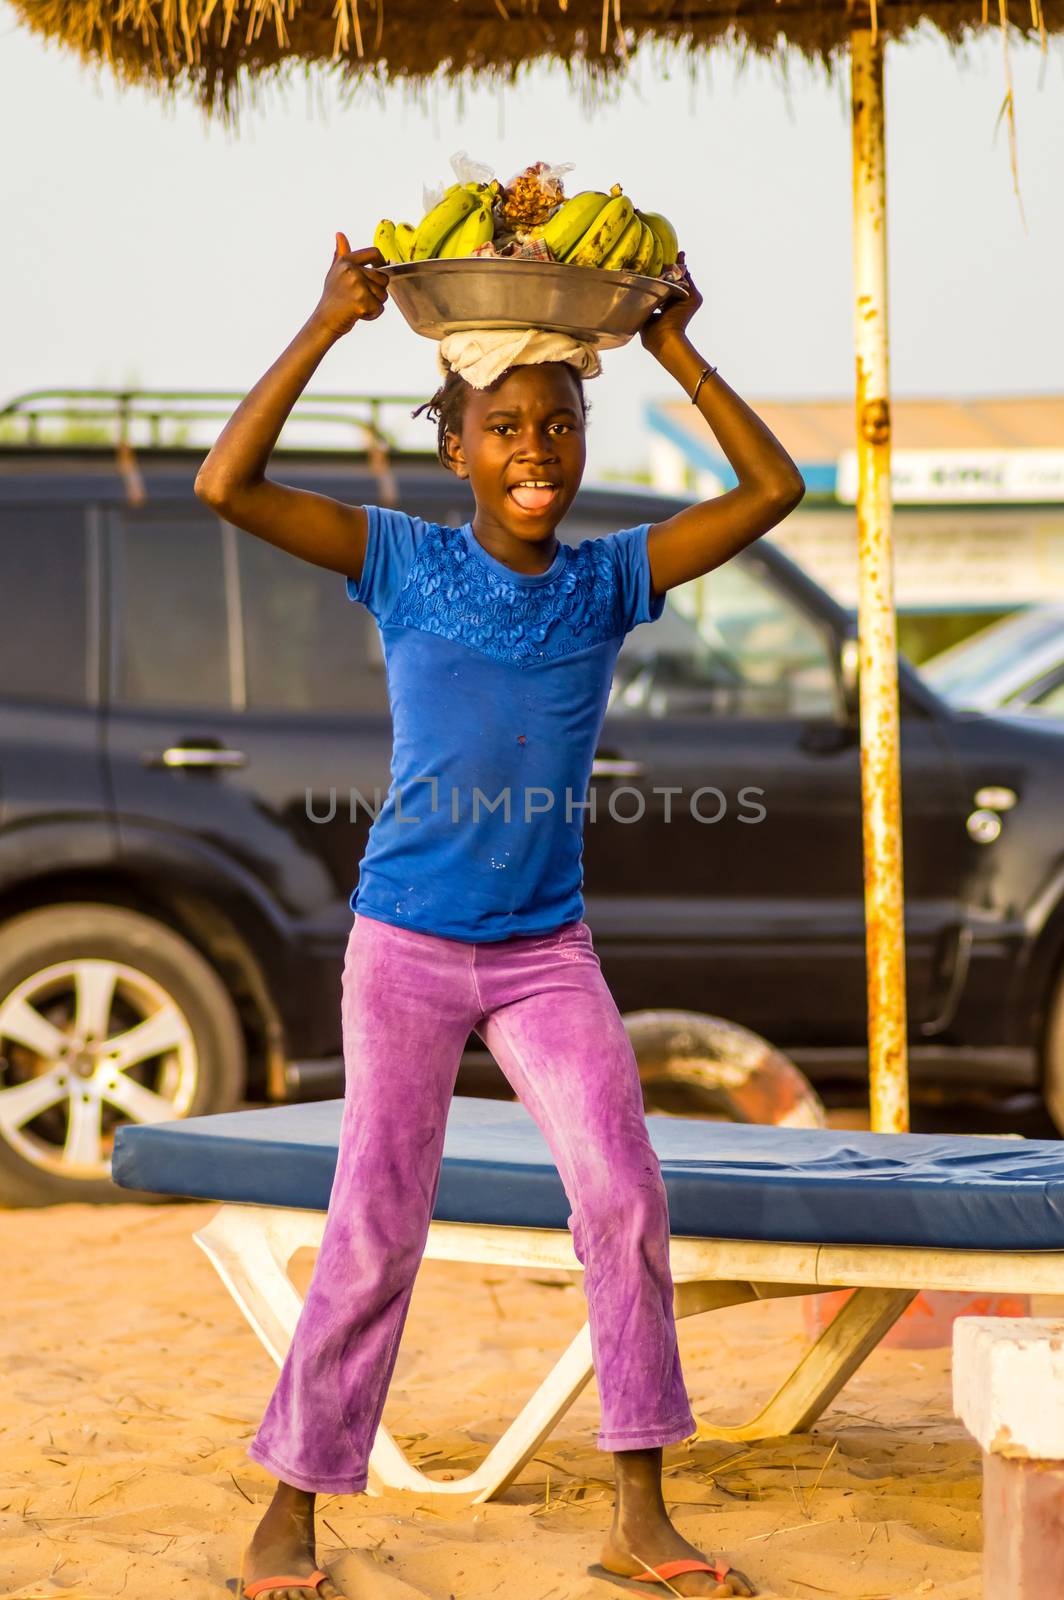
[237,531,389,715]
[614,557,838,719]
[112,510,233,709]
[922,607,1064,704]
[0,506,89,705]
[1027,672,1064,714]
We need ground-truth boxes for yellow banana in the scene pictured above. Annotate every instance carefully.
[566,188,634,268]
[628,221,656,276]
[464,178,502,202]
[646,230,664,278]
[412,187,481,260]
[438,201,494,258]
[532,190,609,260]
[638,210,679,267]
[373,219,400,263]
[394,223,416,263]
[601,214,644,272]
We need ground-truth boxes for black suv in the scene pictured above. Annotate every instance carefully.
[3,391,1064,1205]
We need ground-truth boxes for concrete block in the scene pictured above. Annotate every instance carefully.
[955,1317,1064,1598]
[954,1317,1064,1459]
[983,1452,1064,1600]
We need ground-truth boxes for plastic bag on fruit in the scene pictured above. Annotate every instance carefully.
[505,159,574,192]
[501,160,575,232]
[421,150,495,213]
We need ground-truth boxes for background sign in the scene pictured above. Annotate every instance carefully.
[837,449,1064,504]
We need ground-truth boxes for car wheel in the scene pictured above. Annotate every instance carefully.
[1043,972,1064,1137]
[624,1008,826,1127]
[0,903,246,1206]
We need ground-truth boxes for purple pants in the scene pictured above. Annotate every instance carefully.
[249,912,696,1494]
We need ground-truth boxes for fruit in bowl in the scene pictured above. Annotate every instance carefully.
[372,165,681,281]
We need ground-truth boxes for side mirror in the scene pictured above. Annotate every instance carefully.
[839,635,860,723]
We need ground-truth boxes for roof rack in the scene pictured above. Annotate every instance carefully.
[0,387,430,453]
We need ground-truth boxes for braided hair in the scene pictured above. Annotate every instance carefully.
[412,365,590,470]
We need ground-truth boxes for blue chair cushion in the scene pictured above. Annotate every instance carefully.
[111,1097,1064,1252]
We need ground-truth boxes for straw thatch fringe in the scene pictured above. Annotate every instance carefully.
[10,0,1064,116]
[996,0,1026,220]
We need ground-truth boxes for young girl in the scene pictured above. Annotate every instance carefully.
[196,231,804,1600]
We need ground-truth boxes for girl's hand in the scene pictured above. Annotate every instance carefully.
[311,233,389,339]
[640,254,703,361]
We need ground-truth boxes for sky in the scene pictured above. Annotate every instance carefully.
[2,8,1063,479]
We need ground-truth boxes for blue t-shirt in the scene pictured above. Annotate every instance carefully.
[344,506,665,942]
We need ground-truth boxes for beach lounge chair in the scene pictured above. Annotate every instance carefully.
[112,1097,1064,1504]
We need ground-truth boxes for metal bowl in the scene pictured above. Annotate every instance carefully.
[381,257,685,350]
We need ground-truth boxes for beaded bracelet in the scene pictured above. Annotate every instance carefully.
[691,365,718,405]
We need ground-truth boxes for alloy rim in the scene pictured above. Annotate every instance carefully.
[0,958,198,1180]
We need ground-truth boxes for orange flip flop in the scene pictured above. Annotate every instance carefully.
[228,1571,332,1599]
[587,1557,736,1593]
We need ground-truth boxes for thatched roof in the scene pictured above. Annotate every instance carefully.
[10,0,1062,116]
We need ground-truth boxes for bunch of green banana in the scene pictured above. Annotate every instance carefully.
[528,184,680,277]
[373,218,417,263]
[638,211,679,270]
[374,179,500,264]
[528,189,609,258]
[564,185,633,268]
[436,199,493,258]
[411,180,497,260]
[373,219,401,262]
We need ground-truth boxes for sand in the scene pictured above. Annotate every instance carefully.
[4,1201,989,1600]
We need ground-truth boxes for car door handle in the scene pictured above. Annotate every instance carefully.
[591,758,646,779]
[140,746,248,770]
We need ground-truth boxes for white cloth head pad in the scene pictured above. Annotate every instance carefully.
[437,328,603,390]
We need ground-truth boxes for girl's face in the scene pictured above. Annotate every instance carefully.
[445,364,587,553]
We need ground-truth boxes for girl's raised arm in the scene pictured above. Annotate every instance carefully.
[640,266,805,595]
[195,236,388,582]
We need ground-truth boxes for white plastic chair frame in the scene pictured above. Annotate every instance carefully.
[194,1204,1064,1504]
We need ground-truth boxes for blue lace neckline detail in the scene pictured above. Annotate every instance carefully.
[387,521,622,665]
[459,523,568,588]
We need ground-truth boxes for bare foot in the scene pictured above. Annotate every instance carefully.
[241,1483,345,1600]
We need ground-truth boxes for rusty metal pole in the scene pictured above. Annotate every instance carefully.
[851,26,910,1133]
